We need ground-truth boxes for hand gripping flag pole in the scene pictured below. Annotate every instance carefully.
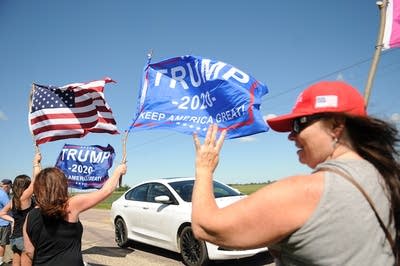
[28,84,42,179]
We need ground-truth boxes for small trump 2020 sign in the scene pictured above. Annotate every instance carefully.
[55,144,115,189]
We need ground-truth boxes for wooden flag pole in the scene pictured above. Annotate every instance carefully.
[121,131,128,164]
[119,131,128,187]
[28,84,35,131]
[28,84,41,157]
[118,50,153,187]
[364,0,388,107]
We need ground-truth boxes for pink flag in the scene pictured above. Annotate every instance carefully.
[29,77,119,145]
[382,0,400,49]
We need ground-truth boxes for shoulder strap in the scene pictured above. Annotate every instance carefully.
[319,167,396,257]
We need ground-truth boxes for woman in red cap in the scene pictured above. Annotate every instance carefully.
[191,81,399,265]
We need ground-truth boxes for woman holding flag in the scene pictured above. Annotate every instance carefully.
[191,81,399,265]
[0,152,41,266]
[22,158,127,266]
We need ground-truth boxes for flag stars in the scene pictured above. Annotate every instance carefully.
[31,84,76,112]
[174,122,208,132]
[29,78,118,145]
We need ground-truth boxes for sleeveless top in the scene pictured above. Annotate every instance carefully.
[269,159,395,266]
[26,207,84,266]
[11,198,35,238]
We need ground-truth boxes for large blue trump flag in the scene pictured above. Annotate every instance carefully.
[130,55,269,138]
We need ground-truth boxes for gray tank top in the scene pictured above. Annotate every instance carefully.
[270,159,395,266]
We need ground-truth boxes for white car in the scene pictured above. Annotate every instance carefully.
[110,177,268,266]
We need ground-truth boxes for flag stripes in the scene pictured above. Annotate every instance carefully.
[29,77,119,145]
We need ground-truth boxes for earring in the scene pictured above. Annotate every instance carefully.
[332,137,338,148]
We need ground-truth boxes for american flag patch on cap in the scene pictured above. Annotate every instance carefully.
[315,95,338,108]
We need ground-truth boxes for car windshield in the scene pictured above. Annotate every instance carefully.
[169,180,241,202]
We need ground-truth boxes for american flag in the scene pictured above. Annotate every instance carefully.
[29,77,119,145]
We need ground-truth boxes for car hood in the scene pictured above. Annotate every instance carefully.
[215,195,246,208]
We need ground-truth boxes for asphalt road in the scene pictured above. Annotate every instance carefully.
[80,209,275,266]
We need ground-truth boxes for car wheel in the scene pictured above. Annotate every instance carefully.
[115,217,129,248]
[180,226,209,266]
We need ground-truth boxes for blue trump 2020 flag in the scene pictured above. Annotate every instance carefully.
[129,55,269,138]
[55,144,115,189]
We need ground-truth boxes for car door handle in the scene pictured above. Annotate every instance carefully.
[142,207,149,210]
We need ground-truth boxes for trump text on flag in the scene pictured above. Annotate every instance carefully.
[131,55,269,139]
[55,144,115,189]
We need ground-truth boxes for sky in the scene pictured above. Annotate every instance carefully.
[1,0,399,187]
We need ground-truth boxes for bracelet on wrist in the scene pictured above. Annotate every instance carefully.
[33,164,41,167]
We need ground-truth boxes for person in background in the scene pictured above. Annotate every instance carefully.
[0,179,12,265]
[191,81,399,265]
[0,152,40,266]
[23,158,127,266]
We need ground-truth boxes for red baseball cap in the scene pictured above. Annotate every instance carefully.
[267,81,367,132]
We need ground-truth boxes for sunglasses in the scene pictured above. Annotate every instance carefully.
[292,114,324,134]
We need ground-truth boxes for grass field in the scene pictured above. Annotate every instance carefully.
[94,191,125,209]
[94,183,269,210]
[230,183,266,195]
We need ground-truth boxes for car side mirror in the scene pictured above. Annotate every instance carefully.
[154,195,172,204]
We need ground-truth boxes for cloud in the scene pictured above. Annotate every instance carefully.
[263,114,277,121]
[336,73,345,81]
[0,110,7,121]
[239,136,257,142]
[390,113,400,124]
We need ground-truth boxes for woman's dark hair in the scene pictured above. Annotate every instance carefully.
[12,175,31,210]
[343,114,400,252]
[34,167,69,219]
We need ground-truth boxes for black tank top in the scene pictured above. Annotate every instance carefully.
[11,198,35,238]
[26,208,84,266]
